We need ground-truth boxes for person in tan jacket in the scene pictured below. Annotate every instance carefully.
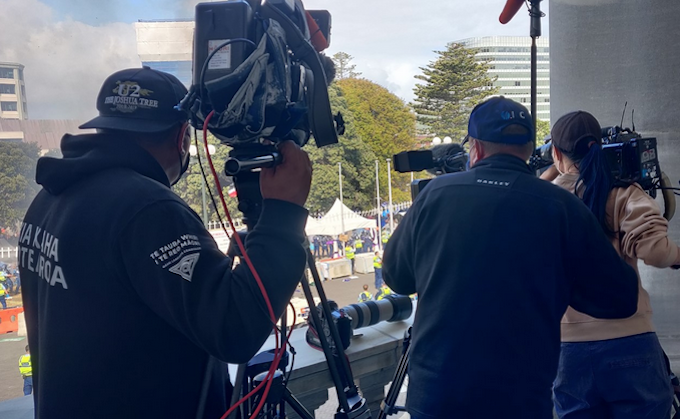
[543,111,680,418]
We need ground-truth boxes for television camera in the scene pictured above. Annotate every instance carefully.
[393,143,468,200]
[530,126,676,220]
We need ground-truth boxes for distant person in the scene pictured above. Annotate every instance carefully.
[373,251,383,290]
[383,97,638,419]
[0,281,7,309]
[19,345,32,395]
[358,285,373,303]
[345,243,355,274]
[375,284,391,301]
[355,238,363,254]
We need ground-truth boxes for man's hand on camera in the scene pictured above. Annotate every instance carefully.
[260,141,312,207]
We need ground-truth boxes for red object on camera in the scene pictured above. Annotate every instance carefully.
[499,0,525,24]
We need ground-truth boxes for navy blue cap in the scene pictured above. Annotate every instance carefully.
[80,67,188,133]
[468,97,534,144]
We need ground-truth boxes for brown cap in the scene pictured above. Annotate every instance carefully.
[551,111,602,156]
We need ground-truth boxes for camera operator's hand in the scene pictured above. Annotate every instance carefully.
[540,165,559,182]
[261,141,312,207]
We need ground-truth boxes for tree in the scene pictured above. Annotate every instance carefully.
[412,43,498,141]
[336,78,418,203]
[332,52,361,80]
[535,118,551,143]
[0,142,41,231]
[305,84,377,213]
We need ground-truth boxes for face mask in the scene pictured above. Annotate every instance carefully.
[171,150,190,186]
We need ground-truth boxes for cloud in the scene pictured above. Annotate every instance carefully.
[0,0,140,120]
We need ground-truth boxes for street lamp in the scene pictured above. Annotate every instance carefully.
[189,144,216,228]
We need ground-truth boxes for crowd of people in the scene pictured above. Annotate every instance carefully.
[0,263,20,309]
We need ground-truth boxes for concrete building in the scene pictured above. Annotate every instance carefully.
[0,120,89,151]
[459,36,550,123]
[0,62,28,120]
[134,19,194,87]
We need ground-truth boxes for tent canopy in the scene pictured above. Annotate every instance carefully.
[306,199,376,236]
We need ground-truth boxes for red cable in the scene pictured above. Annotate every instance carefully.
[199,112,284,419]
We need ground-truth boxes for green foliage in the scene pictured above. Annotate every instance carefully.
[336,78,417,203]
[412,43,498,141]
[0,142,41,230]
[536,118,551,143]
[332,52,361,80]
[172,133,240,224]
[305,84,377,213]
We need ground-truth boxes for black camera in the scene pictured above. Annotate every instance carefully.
[530,126,661,196]
[393,143,468,200]
[180,0,344,174]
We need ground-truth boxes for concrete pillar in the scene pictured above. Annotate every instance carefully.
[550,0,680,366]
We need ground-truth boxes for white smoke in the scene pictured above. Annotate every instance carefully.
[0,0,140,120]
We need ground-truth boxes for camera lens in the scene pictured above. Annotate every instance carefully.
[341,294,413,330]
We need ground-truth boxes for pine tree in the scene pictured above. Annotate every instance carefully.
[412,43,498,141]
[332,52,361,80]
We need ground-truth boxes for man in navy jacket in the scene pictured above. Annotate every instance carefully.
[19,67,312,418]
[384,97,638,419]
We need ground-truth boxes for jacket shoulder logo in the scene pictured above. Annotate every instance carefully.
[169,253,200,282]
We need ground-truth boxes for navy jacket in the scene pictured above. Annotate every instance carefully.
[19,134,308,418]
[384,154,638,419]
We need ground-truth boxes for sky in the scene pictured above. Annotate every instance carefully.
[0,0,550,120]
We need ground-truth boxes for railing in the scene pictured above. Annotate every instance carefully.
[0,247,18,259]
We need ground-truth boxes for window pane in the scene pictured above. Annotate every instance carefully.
[0,84,15,94]
[0,68,14,79]
[1,101,18,111]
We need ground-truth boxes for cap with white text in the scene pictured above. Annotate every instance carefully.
[468,97,534,144]
[80,67,188,133]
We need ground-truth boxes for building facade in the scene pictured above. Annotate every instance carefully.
[134,19,194,87]
[0,62,28,120]
[459,36,550,123]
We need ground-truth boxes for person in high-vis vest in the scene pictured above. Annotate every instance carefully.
[358,284,373,303]
[355,239,363,254]
[0,282,7,310]
[345,243,356,274]
[375,284,392,301]
[19,345,32,395]
[373,251,383,290]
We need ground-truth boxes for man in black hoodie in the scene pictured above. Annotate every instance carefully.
[383,97,639,419]
[18,67,312,418]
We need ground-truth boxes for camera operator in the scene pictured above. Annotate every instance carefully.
[542,111,680,418]
[383,97,639,419]
[18,67,312,419]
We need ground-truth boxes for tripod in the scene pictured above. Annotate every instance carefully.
[377,327,412,419]
[227,160,372,419]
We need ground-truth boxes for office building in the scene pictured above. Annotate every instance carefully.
[134,19,194,87]
[459,36,550,123]
[0,62,28,120]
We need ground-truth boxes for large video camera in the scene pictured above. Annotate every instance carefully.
[180,0,344,175]
[393,143,468,200]
[530,126,661,196]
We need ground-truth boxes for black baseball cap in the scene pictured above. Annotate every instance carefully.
[551,111,602,155]
[468,97,534,144]
[80,67,189,133]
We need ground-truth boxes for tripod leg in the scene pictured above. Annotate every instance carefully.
[377,330,412,419]
[282,387,315,419]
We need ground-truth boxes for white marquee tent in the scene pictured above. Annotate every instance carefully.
[305,199,376,236]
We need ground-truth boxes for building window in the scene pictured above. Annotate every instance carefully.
[18,69,24,81]
[21,85,26,97]
[0,84,15,94]
[1,101,18,111]
[0,68,14,79]
[0,138,22,143]
[22,102,27,114]
[521,98,526,103]
[544,98,550,103]
[514,81,521,86]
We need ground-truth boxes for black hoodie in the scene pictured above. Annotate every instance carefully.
[19,133,308,419]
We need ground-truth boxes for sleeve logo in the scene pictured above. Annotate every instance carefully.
[168,253,200,282]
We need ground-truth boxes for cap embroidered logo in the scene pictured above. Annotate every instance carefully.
[169,253,200,282]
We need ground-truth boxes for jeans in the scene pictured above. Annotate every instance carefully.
[553,332,672,419]
[23,376,33,395]
[0,295,6,309]
[374,268,383,289]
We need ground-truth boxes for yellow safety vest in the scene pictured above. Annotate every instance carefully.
[358,291,373,302]
[376,287,392,300]
[355,241,363,249]
[0,286,5,296]
[19,354,32,377]
[345,247,355,259]
[373,256,382,269]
